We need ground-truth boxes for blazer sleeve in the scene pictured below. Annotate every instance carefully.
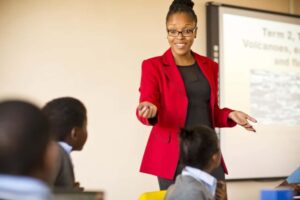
[211,61,236,128]
[136,59,160,126]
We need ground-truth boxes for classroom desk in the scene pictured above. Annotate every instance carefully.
[54,190,104,200]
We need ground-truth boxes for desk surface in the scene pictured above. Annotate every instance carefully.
[54,191,104,200]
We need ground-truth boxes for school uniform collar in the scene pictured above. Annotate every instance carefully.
[58,141,72,154]
[182,166,217,196]
[0,174,52,200]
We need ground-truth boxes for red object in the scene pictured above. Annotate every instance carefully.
[137,48,236,180]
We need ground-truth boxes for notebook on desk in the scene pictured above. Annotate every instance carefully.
[54,190,104,200]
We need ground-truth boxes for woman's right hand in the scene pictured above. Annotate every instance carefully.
[137,101,157,119]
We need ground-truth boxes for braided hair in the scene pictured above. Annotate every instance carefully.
[166,0,197,23]
[179,125,219,169]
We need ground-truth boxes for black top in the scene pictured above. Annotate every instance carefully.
[178,63,212,129]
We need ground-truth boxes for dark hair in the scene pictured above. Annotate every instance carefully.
[179,125,219,169]
[166,0,197,23]
[42,97,87,141]
[0,100,50,175]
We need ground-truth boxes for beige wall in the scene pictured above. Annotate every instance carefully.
[295,0,300,14]
[0,1,298,200]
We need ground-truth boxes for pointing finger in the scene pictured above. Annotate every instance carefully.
[247,115,257,123]
[246,126,256,132]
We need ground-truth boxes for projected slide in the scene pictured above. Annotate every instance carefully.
[221,13,300,124]
[214,6,300,179]
[250,70,300,126]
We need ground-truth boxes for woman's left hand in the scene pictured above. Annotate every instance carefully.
[228,111,257,132]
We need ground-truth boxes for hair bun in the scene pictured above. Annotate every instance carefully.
[180,128,194,140]
[171,0,194,9]
[166,0,197,23]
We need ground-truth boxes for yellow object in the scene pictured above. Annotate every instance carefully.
[138,190,167,200]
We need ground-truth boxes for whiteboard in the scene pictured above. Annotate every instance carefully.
[207,3,300,179]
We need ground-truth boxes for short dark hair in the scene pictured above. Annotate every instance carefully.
[166,0,197,24]
[0,100,50,175]
[179,125,219,169]
[42,97,87,141]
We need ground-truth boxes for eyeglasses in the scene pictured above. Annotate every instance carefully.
[167,27,197,37]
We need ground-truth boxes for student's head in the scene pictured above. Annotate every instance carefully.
[42,97,87,151]
[166,0,197,58]
[179,125,220,172]
[0,100,58,181]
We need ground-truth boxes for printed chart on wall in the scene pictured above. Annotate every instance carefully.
[207,3,300,179]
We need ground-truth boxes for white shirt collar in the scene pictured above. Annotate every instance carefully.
[58,142,72,154]
[0,174,52,199]
[182,166,217,196]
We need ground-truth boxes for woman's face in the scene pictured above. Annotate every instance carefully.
[166,12,197,58]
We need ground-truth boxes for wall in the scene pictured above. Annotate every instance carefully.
[294,0,300,14]
[0,0,298,200]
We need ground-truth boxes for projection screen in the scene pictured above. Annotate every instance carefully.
[206,2,300,179]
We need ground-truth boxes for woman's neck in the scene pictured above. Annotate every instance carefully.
[173,51,195,66]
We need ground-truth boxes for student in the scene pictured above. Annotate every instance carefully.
[165,126,227,200]
[0,100,58,200]
[136,0,257,190]
[278,167,300,194]
[42,97,88,190]
[287,167,300,184]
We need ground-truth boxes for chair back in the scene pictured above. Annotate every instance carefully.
[260,188,293,200]
[138,190,166,200]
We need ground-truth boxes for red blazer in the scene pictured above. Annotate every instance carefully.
[137,48,236,180]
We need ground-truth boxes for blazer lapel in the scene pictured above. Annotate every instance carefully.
[162,48,187,97]
[193,52,212,87]
[162,49,215,98]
